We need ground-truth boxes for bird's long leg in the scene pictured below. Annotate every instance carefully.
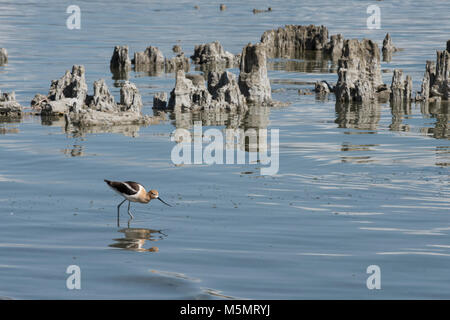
[127,201,134,219]
[117,199,126,227]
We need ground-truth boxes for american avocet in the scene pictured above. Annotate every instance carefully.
[104,180,172,220]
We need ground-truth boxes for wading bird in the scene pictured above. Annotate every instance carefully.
[104,180,172,220]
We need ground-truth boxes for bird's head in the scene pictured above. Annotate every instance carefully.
[148,189,172,207]
[148,189,159,199]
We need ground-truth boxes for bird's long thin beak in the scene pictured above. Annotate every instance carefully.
[158,197,172,207]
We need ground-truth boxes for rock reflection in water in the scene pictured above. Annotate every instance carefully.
[435,146,450,167]
[40,115,66,127]
[267,50,337,74]
[65,123,145,138]
[133,64,164,77]
[389,99,412,132]
[169,108,245,130]
[168,104,271,153]
[110,67,130,82]
[0,117,20,134]
[109,227,166,252]
[335,101,381,131]
[41,114,159,138]
[170,104,270,130]
[341,143,378,152]
[419,101,450,139]
[62,144,84,157]
[193,61,237,73]
[340,142,378,164]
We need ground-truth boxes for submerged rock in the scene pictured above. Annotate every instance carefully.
[133,46,189,74]
[110,45,131,80]
[382,33,398,62]
[66,80,149,126]
[433,43,450,100]
[153,92,168,110]
[261,25,329,58]
[88,79,117,112]
[390,69,412,102]
[66,110,148,128]
[167,70,211,110]
[334,39,384,102]
[0,48,7,65]
[30,93,49,112]
[323,34,345,59]
[133,46,165,74]
[165,53,190,73]
[172,44,182,54]
[110,45,132,71]
[390,70,412,128]
[314,81,333,94]
[163,69,247,111]
[48,65,88,109]
[120,81,143,113]
[253,7,272,14]
[416,41,450,101]
[41,98,80,115]
[261,24,347,61]
[207,71,246,109]
[0,91,22,117]
[238,42,272,104]
[191,41,236,70]
[41,65,88,115]
[66,109,153,127]
[36,65,152,126]
[416,60,435,101]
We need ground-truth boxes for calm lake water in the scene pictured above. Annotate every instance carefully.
[0,0,449,299]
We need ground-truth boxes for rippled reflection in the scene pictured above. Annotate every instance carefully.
[110,67,130,82]
[109,227,167,252]
[65,123,146,138]
[268,53,337,74]
[167,104,271,153]
[0,117,20,134]
[40,114,160,138]
[435,146,450,166]
[266,48,338,73]
[170,104,270,130]
[389,100,411,133]
[61,144,84,157]
[340,142,377,164]
[133,65,164,77]
[419,101,450,139]
[193,61,237,73]
[40,115,65,127]
[341,143,378,152]
[335,101,381,131]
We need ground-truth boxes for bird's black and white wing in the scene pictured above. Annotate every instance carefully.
[104,179,141,196]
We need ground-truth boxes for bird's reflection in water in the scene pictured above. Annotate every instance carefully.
[109,226,167,252]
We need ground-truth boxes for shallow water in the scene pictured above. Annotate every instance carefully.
[0,0,449,299]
